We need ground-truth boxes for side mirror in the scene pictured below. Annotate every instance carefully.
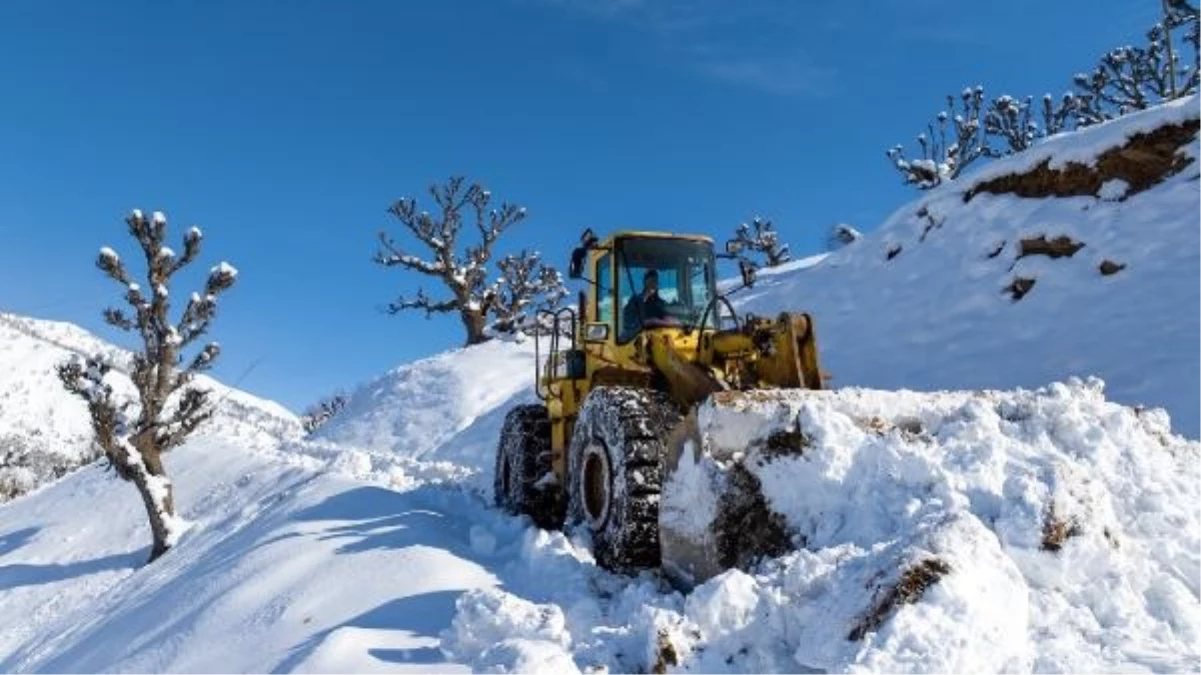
[739,259,757,288]
[568,247,586,279]
[725,239,744,255]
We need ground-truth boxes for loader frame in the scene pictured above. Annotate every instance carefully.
[532,229,823,493]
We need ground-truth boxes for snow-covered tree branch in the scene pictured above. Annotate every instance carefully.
[489,250,568,337]
[374,176,563,346]
[57,208,237,564]
[886,87,991,189]
[887,2,1199,190]
[301,391,349,434]
[731,217,791,267]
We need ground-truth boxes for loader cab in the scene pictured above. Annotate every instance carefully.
[572,231,719,344]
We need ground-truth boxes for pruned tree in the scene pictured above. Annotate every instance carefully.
[826,223,863,251]
[374,176,565,346]
[301,391,349,434]
[56,209,237,563]
[887,1,1200,190]
[886,86,990,189]
[489,250,568,337]
[1072,1,1198,124]
[731,217,791,267]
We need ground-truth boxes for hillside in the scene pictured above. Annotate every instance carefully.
[0,312,302,501]
[313,338,537,467]
[736,94,1200,438]
[0,97,1198,674]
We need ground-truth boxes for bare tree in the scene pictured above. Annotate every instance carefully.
[887,1,1200,190]
[489,250,568,337]
[374,176,565,345]
[301,391,349,434]
[1072,2,1198,123]
[56,209,237,563]
[886,87,991,189]
[731,217,791,267]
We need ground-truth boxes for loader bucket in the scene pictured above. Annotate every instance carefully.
[659,390,815,590]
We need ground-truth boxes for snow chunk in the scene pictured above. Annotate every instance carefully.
[157,246,175,259]
[99,246,119,260]
[440,588,578,673]
[211,262,238,277]
[151,211,166,226]
[187,226,202,240]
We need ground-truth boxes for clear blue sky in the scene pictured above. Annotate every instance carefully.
[0,0,1158,413]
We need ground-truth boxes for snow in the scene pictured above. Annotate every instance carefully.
[659,379,1199,671]
[186,225,202,240]
[313,339,537,479]
[151,211,166,225]
[0,97,1198,674]
[211,261,238,277]
[157,246,175,259]
[98,246,118,261]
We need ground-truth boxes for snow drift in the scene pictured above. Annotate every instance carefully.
[313,338,536,466]
[654,378,1199,672]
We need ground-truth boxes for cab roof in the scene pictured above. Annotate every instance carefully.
[601,230,714,245]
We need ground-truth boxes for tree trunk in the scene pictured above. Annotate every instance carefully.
[132,448,177,563]
[461,309,490,346]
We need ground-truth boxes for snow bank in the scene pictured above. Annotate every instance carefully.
[313,339,537,467]
[733,96,1200,438]
[654,377,1200,672]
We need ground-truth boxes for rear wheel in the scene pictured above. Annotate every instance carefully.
[494,404,564,530]
[566,386,682,573]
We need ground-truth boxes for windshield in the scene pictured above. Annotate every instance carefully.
[615,237,716,342]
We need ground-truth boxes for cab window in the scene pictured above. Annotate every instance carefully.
[615,238,715,343]
[595,252,613,325]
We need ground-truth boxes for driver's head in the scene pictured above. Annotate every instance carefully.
[643,269,659,293]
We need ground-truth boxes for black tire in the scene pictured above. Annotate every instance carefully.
[566,386,683,573]
[494,403,564,530]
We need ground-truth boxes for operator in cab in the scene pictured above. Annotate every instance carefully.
[622,269,678,338]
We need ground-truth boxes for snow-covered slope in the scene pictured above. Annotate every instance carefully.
[312,338,539,489]
[0,312,302,500]
[734,95,1200,438]
[1,380,1196,673]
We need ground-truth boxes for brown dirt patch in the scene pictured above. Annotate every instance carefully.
[848,558,952,641]
[1019,235,1085,260]
[650,630,679,674]
[1041,505,1083,552]
[964,120,1199,202]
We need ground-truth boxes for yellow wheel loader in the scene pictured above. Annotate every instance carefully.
[494,228,824,586]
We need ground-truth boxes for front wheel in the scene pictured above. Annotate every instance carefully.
[566,386,682,573]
